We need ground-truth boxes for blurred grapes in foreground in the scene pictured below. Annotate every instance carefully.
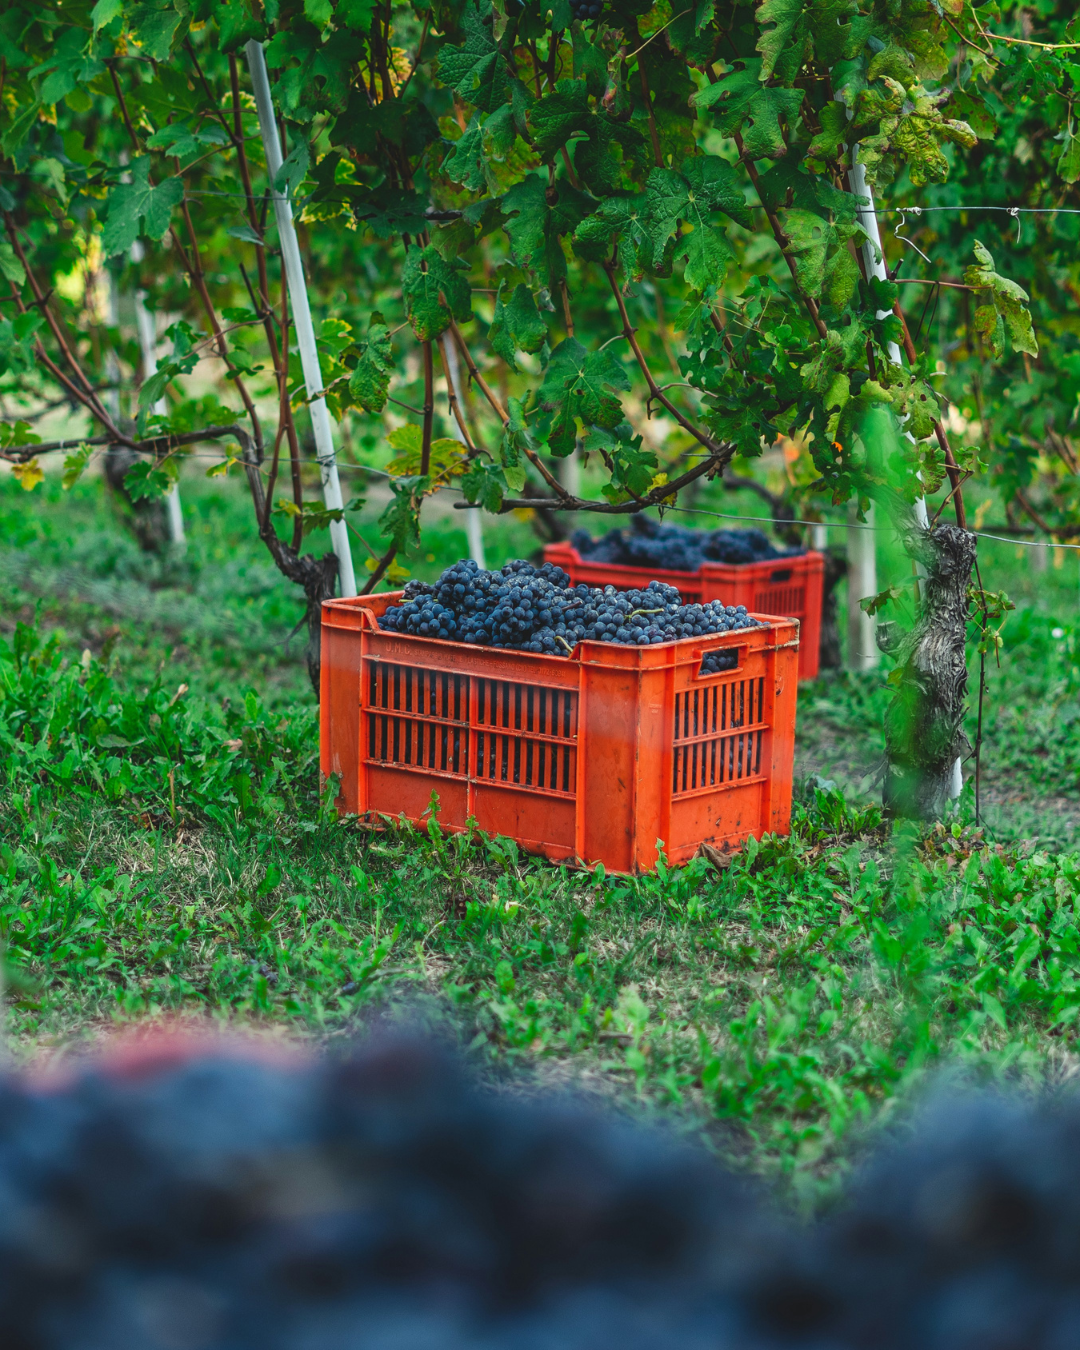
[2,1030,1079,1350]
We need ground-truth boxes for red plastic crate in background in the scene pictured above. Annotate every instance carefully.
[321,593,800,875]
[542,542,825,682]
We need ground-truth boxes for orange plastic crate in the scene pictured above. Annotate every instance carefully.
[321,593,799,874]
[542,542,825,682]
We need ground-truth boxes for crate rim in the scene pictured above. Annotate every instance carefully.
[542,540,826,581]
[323,591,798,668]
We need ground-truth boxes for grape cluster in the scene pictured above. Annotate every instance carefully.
[738,1091,1080,1350]
[572,517,805,572]
[379,558,761,656]
[0,1032,762,1350]
[7,1033,1080,1350]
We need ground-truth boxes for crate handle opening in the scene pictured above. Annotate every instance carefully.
[696,646,743,678]
[768,568,793,583]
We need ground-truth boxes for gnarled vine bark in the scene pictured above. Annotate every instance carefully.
[878,522,977,819]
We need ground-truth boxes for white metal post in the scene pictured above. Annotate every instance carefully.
[130,242,185,549]
[559,442,582,498]
[105,271,121,423]
[847,154,930,532]
[849,150,960,796]
[442,336,485,569]
[245,40,356,597]
[846,501,878,670]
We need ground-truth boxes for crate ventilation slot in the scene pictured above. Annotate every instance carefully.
[365,663,577,798]
[672,676,766,797]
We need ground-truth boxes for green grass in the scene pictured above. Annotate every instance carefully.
[3,468,1080,1204]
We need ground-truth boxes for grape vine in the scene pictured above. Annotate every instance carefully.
[0,0,1064,810]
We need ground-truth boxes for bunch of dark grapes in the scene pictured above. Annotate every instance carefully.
[0,1031,766,1350]
[572,517,805,572]
[730,1090,1080,1350]
[7,1031,1080,1349]
[379,557,761,656]
[571,0,604,20]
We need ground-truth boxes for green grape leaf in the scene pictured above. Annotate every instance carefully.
[756,159,861,220]
[944,88,997,141]
[0,314,44,376]
[441,113,488,191]
[677,226,733,293]
[572,113,647,196]
[588,425,658,499]
[866,43,916,88]
[348,314,394,413]
[482,102,517,159]
[694,60,804,159]
[779,208,831,297]
[499,396,529,492]
[572,193,648,264]
[755,0,809,82]
[101,158,184,256]
[264,22,361,116]
[529,79,590,159]
[336,0,378,30]
[963,240,1038,357]
[850,77,905,133]
[0,241,25,287]
[973,304,1005,359]
[681,155,753,228]
[891,101,977,186]
[572,27,608,96]
[273,497,345,537]
[823,234,860,307]
[539,338,630,454]
[198,0,266,51]
[887,372,942,440]
[146,120,228,163]
[810,0,874,65]
[349,188,431,239]
[437,3,509,114]
[304,0,333,27]
[124,457,179,502]
[501,175,590,288]
[127,2,185,60]
[379,475,428,551]
[489,283,547,370]
[61,442,93,489]
[642,157,748,290]
[91,0,123,31]
[330,90,440,157]
[273,141,310,199]
[808,101,848,158]
[667,0,717,59]
[401,246,473,342]
[460,461,508,512]
[136,320,201,426]
[706,402,773,458]
[29,28,104,104]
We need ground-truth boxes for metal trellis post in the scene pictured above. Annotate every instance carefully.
[245,39,356,598]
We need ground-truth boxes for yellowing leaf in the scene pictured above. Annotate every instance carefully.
[12,457,44,491]
[386,425,468,486]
